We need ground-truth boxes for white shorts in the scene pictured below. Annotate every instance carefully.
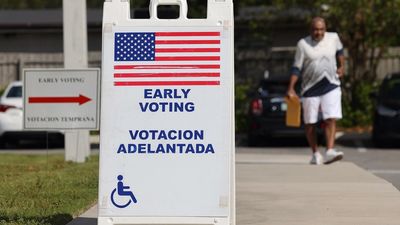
[302,87,342,124]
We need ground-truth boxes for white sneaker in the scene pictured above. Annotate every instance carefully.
[324,149,344,164]
[310,152,323,165]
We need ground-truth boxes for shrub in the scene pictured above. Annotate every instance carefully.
[339,77,379,127]
[235,82,252,133]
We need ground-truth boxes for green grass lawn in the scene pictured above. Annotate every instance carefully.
[0,154,99,225]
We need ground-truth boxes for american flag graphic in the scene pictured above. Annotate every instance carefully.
[113,31,221,86]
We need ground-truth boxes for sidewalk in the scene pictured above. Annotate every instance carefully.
[68,153,400,225]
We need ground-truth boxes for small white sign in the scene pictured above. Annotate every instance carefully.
[23,69,100,130]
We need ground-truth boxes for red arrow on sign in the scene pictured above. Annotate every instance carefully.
[28,94,91,105]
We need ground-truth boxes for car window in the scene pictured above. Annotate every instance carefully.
[6,86,22,98]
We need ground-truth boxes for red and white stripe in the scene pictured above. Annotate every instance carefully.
[114,31,221,86]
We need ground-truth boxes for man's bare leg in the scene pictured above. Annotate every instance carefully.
[305,124,318,153]
[324,118,336,150]
[323,118,343,164]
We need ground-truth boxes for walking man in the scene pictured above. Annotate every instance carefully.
[287,17,345,165]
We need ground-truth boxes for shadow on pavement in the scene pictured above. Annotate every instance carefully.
[236,134,309,147]
[0,213,73,225]
[0,140,64,150]
[336,132,400,150]
[67,217,97,225]
[237,131,400,149]
[335,132,372,147]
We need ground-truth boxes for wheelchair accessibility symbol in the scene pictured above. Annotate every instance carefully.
[111,175,137,208]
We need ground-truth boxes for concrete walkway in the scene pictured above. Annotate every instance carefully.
[68,153,400,225]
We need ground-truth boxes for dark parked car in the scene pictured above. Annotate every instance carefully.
[372,73,400,146]
[247,75,324,146]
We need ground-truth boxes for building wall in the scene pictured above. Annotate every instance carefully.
[235,47,400,83]
[2,47,399,90]
[0,30,101,53]
[0,52,101,89]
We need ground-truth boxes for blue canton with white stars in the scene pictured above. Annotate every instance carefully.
[114,32,156,62]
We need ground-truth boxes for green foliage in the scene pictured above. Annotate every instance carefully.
[313,0,400,127]
[339,78,378,127]
[235,82,251,133]
[269,0,400,127]
[315,0,400,82]
[237,0,272,7]
[0,154,99,225]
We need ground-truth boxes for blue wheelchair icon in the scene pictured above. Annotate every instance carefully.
[111,175,137,208]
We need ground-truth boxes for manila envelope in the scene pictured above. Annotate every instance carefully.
[285,96,301,127]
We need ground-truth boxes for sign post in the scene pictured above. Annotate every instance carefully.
[63,0,91,162]
[98,0,235,224]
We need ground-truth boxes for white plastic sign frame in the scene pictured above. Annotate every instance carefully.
[98,1,235,225]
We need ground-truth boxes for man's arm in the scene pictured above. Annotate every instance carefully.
[288,41,303,99]
[336,54,345,78]
[287,74,299,99]
[335,32,345,78]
